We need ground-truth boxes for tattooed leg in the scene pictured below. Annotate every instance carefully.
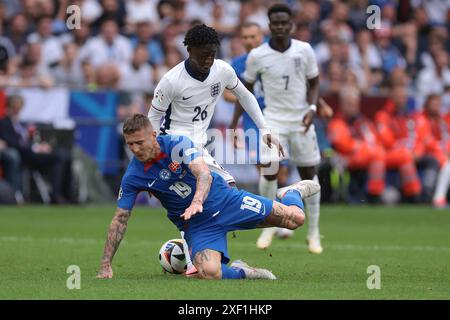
[192,249,222,280]
[257,201,305,229]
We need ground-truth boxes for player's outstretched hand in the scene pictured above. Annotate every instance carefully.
[96,264,113,279]
[263,133,285,157]
[181,200,203,220]
[302,110,315,133]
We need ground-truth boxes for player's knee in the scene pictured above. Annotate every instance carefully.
[195,261,221,280]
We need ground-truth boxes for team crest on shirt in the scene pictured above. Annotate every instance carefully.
[210,82,221,97]
[155,89,164,103]
[159,169,171,180]
[168,161,181,174]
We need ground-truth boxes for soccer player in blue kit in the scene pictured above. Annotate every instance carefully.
[96,114,320,280]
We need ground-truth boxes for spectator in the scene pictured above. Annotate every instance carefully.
[349,29,383,92]
[417,94,450,208]
[60,19,92,47]
[373,23,406,80]
[328,85,386,202]
[4,13,29,55]
[92,0,126,33]
[314,21,339,67]
[50,42,85,88]
[0,95,73,204]
[130,21,165,66]
[414,0,450,25]
[38,0,69,34]
[320,58,345,95]
[79,18,132,68]
[320,0,353,43]
[94,63,120,90]
[154,48,182,83]
[374,85,423,201]
[0,137,23,203]
[347,0,371,31]
[293,22,312,43]
[0,26,17,75]
[239,0,269,33]
[185,0,214,26]
[7,57,54,89]
[209,1,240,35]
[26,16,64,68]
[125,0,160,30]
[76,0,103,25]
[118,45,155,96]
[418,27,447,71]
[416,49,450,99]
[293,0,320,44]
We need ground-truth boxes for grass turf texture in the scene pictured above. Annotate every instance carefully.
[0,205,449,299]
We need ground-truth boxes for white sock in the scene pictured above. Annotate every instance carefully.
[259,175,279,234]
[259,175,278,199]
[180,231,194,270]
[433,162,450,201]
[305,175,321,237]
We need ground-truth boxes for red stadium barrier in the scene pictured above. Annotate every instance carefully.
[0,90,6,119]
[323,95,389,120]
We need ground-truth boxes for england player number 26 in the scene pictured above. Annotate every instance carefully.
[192,105,208,122]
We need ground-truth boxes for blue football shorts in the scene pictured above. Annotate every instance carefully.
[183,188,273,264]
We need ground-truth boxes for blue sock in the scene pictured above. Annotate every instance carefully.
[221,264,246,279]
[281,189,305,210]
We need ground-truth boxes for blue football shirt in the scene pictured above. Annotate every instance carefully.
[117,135,235,228]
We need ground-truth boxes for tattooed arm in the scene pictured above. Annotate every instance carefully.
[180,157,212,220]
[96,207,131,279]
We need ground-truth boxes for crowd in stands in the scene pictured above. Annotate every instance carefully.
[0,0,449,206]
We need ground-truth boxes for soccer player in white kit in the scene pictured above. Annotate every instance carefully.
[243,3,324,253]
[147,24,283,273]
[148,24,281,186]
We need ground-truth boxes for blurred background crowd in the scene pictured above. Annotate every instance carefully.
[0,0,449,207]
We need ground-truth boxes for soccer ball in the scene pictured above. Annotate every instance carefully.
[158,239,187,274]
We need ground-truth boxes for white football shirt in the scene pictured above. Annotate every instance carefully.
[151,59,240,145]
[243,39,319,127]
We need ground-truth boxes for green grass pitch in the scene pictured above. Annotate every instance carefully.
[0,204,449,299]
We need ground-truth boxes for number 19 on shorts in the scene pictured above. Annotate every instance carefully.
[240,196,262,214]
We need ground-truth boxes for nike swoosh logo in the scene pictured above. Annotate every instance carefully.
[148,179,157,188]
[182,95,193,100]
[212,210,220,217]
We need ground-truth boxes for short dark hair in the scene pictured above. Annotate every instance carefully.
[183,24,220,48]
[123,114,152,135]
[267,3,292,19]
